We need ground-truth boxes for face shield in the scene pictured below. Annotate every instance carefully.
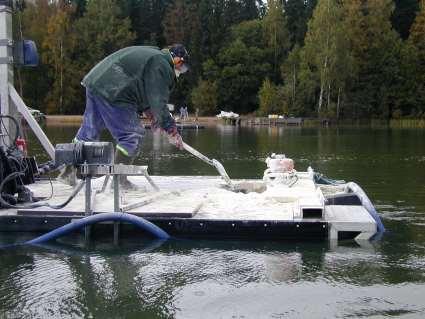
[170,44,189,78]
[175,62,188,78]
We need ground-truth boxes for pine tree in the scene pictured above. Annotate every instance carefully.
[162,1,202,109]
[163,0,189,43]
[392,0,420,40]
[70,0,87,18]
[342,0,402,118]
[129,0,171,46]
[239,0,260,21]
[284,0,315,47]
[407,0,425,116]
[162,0,200,68]
[213,20,271,113]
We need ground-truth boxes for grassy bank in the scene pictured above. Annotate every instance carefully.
[46,115,83,125]
[304,118,425,128]
[46,115,218,126]
[389,118,425,128]
[45,115,425,128]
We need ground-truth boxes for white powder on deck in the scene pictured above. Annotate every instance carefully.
[124,182,312,221]
[27,176,322,221]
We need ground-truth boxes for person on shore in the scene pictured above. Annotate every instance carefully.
[59,44,189,189]
[179,106,185,120]
[183,106,189,120]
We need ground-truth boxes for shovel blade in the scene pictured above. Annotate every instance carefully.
[212,159,232,186]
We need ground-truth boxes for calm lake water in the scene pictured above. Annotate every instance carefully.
[1,125,425,318]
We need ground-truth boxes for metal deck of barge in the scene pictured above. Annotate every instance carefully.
[0,175,378,243]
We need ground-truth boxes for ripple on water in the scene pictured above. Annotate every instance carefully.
[0,253,86,318]
[172,281,425,319]
[1,240,425,318]
[377,202,425,224]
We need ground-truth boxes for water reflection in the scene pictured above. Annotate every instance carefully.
[1,238,425,318]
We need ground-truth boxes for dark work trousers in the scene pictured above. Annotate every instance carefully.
[75,89,144,156]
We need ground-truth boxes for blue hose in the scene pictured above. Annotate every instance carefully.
[26,212,170,245]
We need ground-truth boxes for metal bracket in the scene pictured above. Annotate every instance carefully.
[0,39,12,46]
[79,164,159,192]
[80,164,150,176]
[79,163,160,192]
[0,56,12,64]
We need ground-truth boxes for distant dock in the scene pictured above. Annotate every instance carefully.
[244,117,304,126]
[146,123,205,130]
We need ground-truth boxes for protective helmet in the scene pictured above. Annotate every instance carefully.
[169,44,189,73]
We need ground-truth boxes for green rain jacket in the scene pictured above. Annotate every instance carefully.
[82,46,176,130]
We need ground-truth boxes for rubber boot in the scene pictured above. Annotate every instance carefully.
[114,149,140,191]
[57,165,77,186]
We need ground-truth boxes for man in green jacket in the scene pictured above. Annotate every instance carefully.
[62,44,189,189]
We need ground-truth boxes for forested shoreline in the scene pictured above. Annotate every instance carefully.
[16,0,425,120]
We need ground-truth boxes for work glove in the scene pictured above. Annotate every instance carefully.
[166,125,184,150]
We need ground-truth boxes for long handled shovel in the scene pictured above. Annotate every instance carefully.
[182,142,233,187]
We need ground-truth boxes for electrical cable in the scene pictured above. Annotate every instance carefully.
[47,179,85,209]
[7,155,27,186]
[0,115,20,149]
[45,176,54,201]
[0,172,85,209]
[1,115,75,208]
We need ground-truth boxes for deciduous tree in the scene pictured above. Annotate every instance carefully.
[42,2,77,114]
[258,78,280,116]
[18,0,56,112]
[262,0,289,82]
[299,0,352,118]
[191,79,218,115]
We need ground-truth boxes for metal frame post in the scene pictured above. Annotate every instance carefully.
[0,2,17,149]
[0,2,55,160]
[10,85,55,158]
[80,163,157,244]
[113,175,120,244]
[85,176,92,242]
